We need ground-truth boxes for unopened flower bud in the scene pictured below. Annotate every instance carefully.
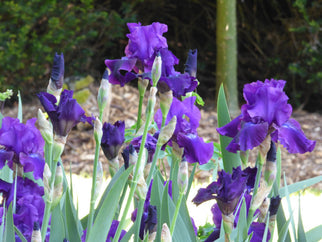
[94,161,104,201]
[38,109,53,144]
[97,70,111,117]
[159,116,176,145]
[159,90,173,121]
[151,53,162,86]
[161,223,172,242]
[31,222,42,242]
[47,53,64,99]
[135,176,147,200]
[122,144,137,169]
[172,142,184,162]
[178,158,188,194]
[184,49,198,78]
[52,162,63,209]
[146,87,157,119]
[269,195,281,216]
[144,162,151,179]
[94,118,103,144]
[258,197,270,223]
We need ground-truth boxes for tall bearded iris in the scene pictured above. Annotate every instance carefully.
[155,96,213,165]
[37,89,92,137]
[0,117,45,179]
[217,79,316,154]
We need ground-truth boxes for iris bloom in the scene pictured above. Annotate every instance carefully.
[0,177,45,241]
[0,117,45,179]
[101,121,125,160]
[217,79,316,154]
[192,166,256,215]
[37,89,92,137]
[155,96,213,164]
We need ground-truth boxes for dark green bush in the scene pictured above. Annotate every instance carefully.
[0,0,136,99]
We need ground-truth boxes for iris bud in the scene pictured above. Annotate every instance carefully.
[151,53,162,86]
[159,90,173,123]
[37,109,53,144]
[158,116,176,146]
[161,223,172,242]
[178,158,188,195]
[97,69,111,119]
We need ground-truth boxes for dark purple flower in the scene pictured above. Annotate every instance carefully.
[248,222,271,242]
[38,89,92,137]
[51,52,64,89]
[269,195,281,216]
[0,177,45,240]
[217,79,316,154]
[177,133,213,165]
[131,133,158,163]
[101,121,125,160]
[104,58,137,86]
[0,117,45,179]
[184,49,198,77]
[125,22,168,63]
[205,228,220,242]
[193,166,249,215]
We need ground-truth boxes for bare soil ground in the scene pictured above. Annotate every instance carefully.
[4,84,322,190]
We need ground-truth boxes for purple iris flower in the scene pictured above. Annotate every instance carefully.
[131,180,158,240]
[0,117,45,179]
[101,121,125,160]
[104,58,137,86]
[217,79,316,154]
[81,220,126,242]
[51,52,64,89]
[37,89,92,137]
[155,96,213,164]
[131,133,158,163]
[125,22,168,67]
[248,222,271,242]
[0,177,45,241]
[192,166,256,215]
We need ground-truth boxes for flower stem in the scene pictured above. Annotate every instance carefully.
[136,93,145,132]
[86,137,101,240]
[114,87,157,242]
[170,192,184,236]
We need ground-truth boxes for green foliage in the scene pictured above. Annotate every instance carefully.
[0,0,136,98]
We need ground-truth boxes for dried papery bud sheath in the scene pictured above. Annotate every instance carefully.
[31,221,42,242]
[52,162,63,209]
[94,118,103,144]
[161,223,172,242]
[47,53,64,98]
[172,142,184,162]
[178,158,188,195]
[135,175,148,200]
[151,53,162,86]
[250,181,271,212]
[43,163,51,196]
[222,213,234,240]
[264,141,277,186]
[258,135,271,165]
[52,135,67,162]
[158,116,176,146]
[108,156,119,177]
[159,90,173,120]
[258,197,270,223]
[97,69,111,118]
[38,109,53,144]
[146,87,158,119]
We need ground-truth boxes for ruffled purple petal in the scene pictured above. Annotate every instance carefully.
[104,58,137,86]
[226,121,269,153]
[160,73,198,98]
[217,115,243,138]
[125,22,168,61]
[19,153,45,180]
[271,119,316,154]
[0,150,14,169]
[177,133,213,165]
[248,222,271,242]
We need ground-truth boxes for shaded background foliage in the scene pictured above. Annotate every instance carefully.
[0,0,321,112]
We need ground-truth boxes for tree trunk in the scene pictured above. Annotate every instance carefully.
[216,0,239,116]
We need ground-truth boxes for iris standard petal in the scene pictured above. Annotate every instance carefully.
[104,58,137,86]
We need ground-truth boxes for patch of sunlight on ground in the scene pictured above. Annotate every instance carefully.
[67,174,322,240]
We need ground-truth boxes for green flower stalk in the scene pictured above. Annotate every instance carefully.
[136,77,149,132]
[51,162,63,210]
[222,213,234,241]
[114,86,158,242]
[94,161,104,202]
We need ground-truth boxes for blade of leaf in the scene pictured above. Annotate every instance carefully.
[283,172,296,241]
[217,84,240,173]
[17,90,23,122]
[306,225,322,242]
[236,197,248,241]
[277,215,293,242]
[279,175,322,197]
[86,166,133,241]
[14,226,27,242]
[297,193,307,242]
[276,203,291,242]
[262,211,270,242]
[4,204,15,242]
[50,203,66,242]
[65,190,82,242]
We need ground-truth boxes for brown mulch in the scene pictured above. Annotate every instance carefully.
[3,83,322,190]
